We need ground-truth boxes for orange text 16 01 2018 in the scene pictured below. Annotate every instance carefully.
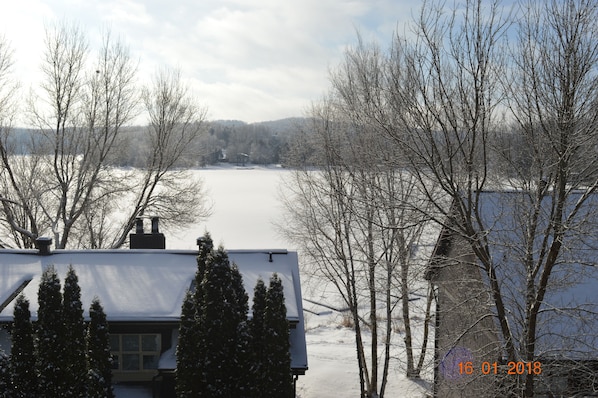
[458,361,542,376]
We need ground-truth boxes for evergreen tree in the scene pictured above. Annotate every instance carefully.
[176,235,253,397]
[10,294,37,397]
[193,232,213,394]
[176,232,213,396]
[87,298,114,398]
[195,233,214,282]
[0,351,10,398]
[229,263,250,396]
[62,266,87,397]
[36,265,67,396]
[199,247,236,397]
[176,290,199,397]
[248,278,268,397]
[264,273,293,397]
[198,247,251,397]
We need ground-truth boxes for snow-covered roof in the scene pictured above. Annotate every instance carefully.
[0,246,309,373]
[0,249,302,323]
[480,191,598,357]
[432,191,598,358]
[0,247,308,372]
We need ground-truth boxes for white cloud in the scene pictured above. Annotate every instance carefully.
[0,0,415,123]
[96,0,153,25]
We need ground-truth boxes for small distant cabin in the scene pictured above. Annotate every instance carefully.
[0,219,308,397]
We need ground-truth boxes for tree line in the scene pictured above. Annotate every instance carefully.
[176,233,293,398]
[281,0,598,397]
[3,118,299,169]
[109,118,298,168]
[193,120,296,167]
[0,266,112,397]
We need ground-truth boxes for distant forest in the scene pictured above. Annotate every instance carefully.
[8,117,305,168]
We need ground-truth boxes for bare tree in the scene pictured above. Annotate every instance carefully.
[384,0,514,359]
[494,0,598,395]
[0,34,19,135]
[0,35,23,247]
[284,0,597,394]
[1,22,89,248]
[330,34,439,383]
[282,96,434,397]
[106,67,210,248]
[381,0,598,396]
[0,22,210,249]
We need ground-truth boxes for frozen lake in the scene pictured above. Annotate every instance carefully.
[168,166,294,251]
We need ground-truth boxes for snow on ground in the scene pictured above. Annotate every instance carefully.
[298,271,434,398]
[125,165,435,397]
[298,318,433,398]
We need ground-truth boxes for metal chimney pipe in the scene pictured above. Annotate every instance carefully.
[135,218,144,234]
[151,217,159,234]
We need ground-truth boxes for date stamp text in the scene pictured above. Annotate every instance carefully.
[458,361,542,375]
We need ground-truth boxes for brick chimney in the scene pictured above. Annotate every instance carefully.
[129,217,166,249]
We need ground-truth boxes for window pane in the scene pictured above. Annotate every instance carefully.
[122,335,139,351]
[142,335,159,351]
[109,335,120,351]
[111,354,120,370]
[143,354,159,370]
[122,354,140,371]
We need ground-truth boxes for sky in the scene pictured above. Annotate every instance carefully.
[0,0,416,124]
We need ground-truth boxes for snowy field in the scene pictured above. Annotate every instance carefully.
[158,165,434,398]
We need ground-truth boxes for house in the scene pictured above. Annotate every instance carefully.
[426,191,598,397]
[0,218,308,397]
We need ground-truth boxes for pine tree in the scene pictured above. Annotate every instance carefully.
[176,232,213,396]
[176,290,199,397]
[264,273,293,397]
[0,351,10,398]
[62,266,87,397]
[199,247,237,397]
[230,263,250,396]
[193,232,213,394]
[195,233,214,282]
[176,235,253,397]
[10,294,37,397]
[87,298,114,398]
[36,265,67,396]
[198,247,251,397]
[249,278,268,397]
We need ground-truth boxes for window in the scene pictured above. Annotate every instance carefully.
[110,334,161,372]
